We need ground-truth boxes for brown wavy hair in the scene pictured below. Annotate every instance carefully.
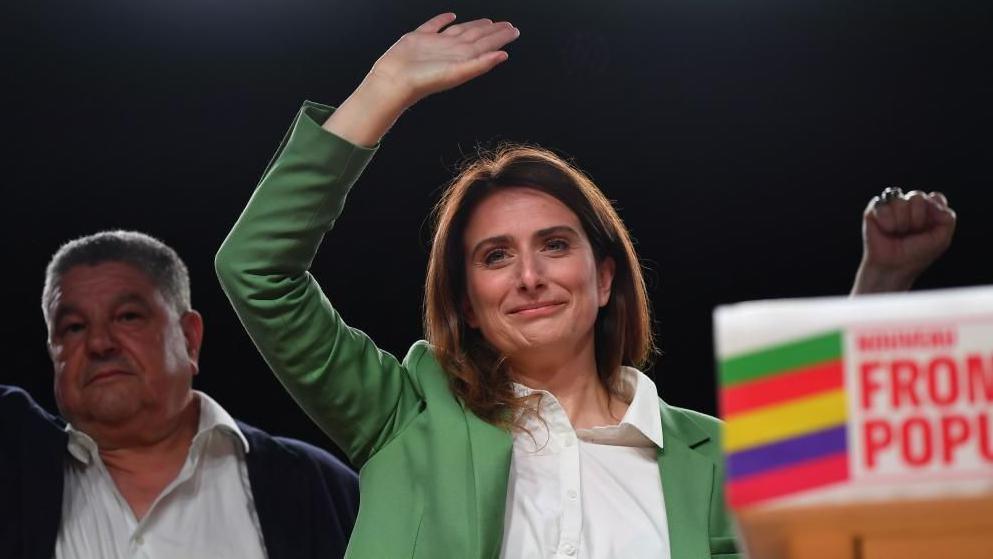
[424,144,655,429]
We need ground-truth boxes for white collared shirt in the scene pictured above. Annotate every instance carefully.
[500,367,670,559]
[54,391,268,559]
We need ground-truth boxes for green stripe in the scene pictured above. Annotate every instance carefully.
[720,331,842,386]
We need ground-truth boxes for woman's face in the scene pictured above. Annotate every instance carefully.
[462,187,614,364]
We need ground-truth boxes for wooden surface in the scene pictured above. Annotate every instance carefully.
[735,495,993,559]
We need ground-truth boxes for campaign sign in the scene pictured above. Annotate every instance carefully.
[714,286,993,510]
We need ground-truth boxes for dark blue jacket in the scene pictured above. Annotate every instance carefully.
[0,385,359,559]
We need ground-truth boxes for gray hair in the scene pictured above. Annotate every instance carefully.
[42,230,192,325]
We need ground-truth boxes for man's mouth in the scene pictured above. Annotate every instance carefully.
[86,369,133,385]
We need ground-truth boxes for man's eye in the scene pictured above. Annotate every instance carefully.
[483,249,509,266]
[118,312,143,322]
[61,323,85,335]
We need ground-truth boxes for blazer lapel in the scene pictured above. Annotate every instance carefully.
[465,413,513,559]
[658,400,715,558]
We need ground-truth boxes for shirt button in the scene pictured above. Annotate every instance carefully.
[562,543,577,556]
[134,536,144,546]
[567,489,578,500]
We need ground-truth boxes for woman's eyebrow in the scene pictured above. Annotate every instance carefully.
[534,225,580,239]
[470,235,512,258]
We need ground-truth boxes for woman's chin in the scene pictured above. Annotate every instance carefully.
[507,331,588,357]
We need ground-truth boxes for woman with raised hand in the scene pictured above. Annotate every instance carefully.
[216,13,737,558]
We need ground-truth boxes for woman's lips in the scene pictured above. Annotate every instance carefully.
[508,302,566,317]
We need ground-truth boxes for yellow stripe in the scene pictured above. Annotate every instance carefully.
[724,390,847,452]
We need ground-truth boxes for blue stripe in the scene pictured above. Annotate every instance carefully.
[727,424,847,479]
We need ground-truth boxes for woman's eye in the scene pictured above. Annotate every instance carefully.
[544,238,570,252]
[483,249,509,266]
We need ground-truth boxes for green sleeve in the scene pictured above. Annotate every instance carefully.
[215,101,425,467]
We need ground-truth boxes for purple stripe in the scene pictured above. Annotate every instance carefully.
[727,425,848,479]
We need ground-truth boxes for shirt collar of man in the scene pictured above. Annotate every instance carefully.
[512,366,664,450]
[65,391,250,465]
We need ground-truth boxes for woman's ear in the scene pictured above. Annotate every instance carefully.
[463,297,479,328]
[597,257,616,307]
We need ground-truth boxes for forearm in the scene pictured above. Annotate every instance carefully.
[850,259,919,295]
[321,74,411,148]
[217,102,373,284]
[215,103,419,465]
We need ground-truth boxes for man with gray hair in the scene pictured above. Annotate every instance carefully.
[2,230,358,559]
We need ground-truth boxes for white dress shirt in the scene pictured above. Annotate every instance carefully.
[54,391,268,559]
[500,367,670,559]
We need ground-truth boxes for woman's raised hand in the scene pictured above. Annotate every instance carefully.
[371,14,519,108]
[323,14,519,147]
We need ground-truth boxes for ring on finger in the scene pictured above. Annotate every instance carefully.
[880,186,903,204]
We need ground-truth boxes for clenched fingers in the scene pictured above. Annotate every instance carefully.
[869,188,956,235]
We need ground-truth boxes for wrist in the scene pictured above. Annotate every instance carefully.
[851,259,921,295]
[354,70,416,118]
[321,75,410,148]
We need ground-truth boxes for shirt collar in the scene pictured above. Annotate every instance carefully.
[65,390,250,465]
[195,391,250,454]
[511,367,664,450]
[610,366,664,449]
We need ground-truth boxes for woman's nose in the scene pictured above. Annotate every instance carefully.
[517,253,547,292]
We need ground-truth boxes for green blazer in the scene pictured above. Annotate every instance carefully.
[216,102,740,558]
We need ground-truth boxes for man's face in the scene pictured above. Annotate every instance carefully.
[47,262,202,439]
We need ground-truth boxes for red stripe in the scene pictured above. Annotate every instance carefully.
[728,453,849,508]
[721,360,843,417]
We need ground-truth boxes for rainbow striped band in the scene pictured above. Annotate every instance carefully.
[720,331,850,508]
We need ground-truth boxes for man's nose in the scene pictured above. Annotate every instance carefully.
[85,322,118,357]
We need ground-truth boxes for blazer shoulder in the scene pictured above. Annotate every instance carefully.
[400,340,452,399]
[1,384,64,436]
[2,384,48,416]
[401,339,436,374]
[672,405,723,432]
[659,400,724,450]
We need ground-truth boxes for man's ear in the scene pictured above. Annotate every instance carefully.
[180,310,204,375]
[597,256,616,307]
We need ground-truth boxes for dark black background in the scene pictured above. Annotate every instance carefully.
[3,0,991,462]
